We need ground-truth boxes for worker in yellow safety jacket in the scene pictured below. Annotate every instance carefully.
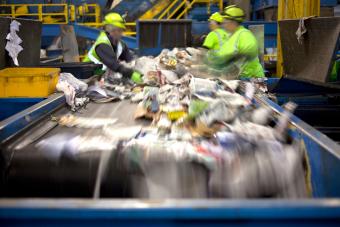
[83,13,143,83]
[206,6,264,78]
[202,12,229,51]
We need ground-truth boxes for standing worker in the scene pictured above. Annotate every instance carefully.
[206,6,264,78]
[202,12,229,51]
[83,13,143,83]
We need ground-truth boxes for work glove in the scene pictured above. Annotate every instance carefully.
[131,71,143,84]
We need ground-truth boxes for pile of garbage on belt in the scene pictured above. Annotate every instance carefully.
[56,48,266,109]
[43,48,307,199]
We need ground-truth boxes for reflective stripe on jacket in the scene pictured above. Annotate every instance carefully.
[203,28,229,50]
[83,32,123,71]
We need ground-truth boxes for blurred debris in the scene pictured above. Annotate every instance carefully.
[42,47,307,199]
[53,114,117,128]
[56,72,89,111]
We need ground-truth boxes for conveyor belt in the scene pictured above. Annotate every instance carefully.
[1,91,340,199]
[4,100,143,150]
[0,99,208,198]
[0,100,150,198]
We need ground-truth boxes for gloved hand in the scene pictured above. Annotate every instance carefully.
[131,71,143,84]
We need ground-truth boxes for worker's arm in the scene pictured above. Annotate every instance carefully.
[95,43,134,78]
[205,40,236,67]
[202,31,217,49]
[214,40,237,62]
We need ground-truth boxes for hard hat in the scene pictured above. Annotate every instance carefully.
[104,13,126,29]
[208,12,224,23]
[15,5,28,15]
[222,5,245,22]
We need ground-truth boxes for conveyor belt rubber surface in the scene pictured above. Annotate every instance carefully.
[1,101,140,198]
[0,100,208,198]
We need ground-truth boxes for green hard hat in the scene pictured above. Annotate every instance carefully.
[104,13,126,29]
[209,12,224,23]
[222,5,245,22]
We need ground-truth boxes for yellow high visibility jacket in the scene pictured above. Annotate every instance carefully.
[206,26,264,78]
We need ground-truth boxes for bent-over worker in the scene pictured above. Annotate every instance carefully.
[83,13,142,83]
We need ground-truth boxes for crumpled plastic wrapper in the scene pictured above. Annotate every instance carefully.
[59,72,88,93]
[198,99,238,126]
[227,121,278,142]
[86,83,130,103]
[56,80,76,107]
[189,77,217,95]
[5,20,23,66]
[134,56,159,75]
[123,138,216,170]
[56,73,89,110]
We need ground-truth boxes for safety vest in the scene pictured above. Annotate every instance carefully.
[203,28,229,51]
[83,32,123,72]
[206,26,264,78]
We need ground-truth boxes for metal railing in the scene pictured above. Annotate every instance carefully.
[72,3,101,24]
[0,3,136,36]
[158,0,223,19]
[0,1,224,36]
[0,4,69,24]
[0,3,101,25]
[158,0,180,19]
[176,0,198,19]
[77,22,137,36]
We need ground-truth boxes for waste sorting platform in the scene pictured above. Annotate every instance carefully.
[0,83,339,226]
[0,17,340,226]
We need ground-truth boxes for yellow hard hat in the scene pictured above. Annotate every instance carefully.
[222,5,245,22]
[15,5,28,15]
[208,12,224,23]
[104,13,126,29]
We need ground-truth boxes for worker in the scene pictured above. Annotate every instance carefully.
[83,13,143,83]
[206,5,264,78]
[202,12,229,51]
[77,2,89,22]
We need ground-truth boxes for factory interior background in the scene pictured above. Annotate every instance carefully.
[0,0,340,226]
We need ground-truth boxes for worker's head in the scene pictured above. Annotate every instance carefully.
[208,12,223,31]
[104,13,126,41]
[221,5,245,32]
